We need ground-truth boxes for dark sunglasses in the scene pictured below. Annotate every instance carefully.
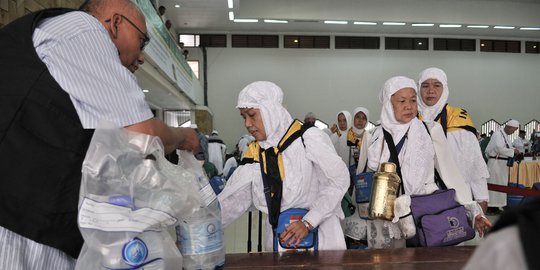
[106,14,150,51]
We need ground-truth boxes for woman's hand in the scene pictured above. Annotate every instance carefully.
[474,214,492,237]
[330,124,338,134]
[279,221,309,248]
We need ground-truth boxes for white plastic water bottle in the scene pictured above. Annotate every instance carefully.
[176,176,225,270]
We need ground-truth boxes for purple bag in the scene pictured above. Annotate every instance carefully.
[407,189,475,247]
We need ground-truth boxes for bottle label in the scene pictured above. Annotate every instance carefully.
[78,197,177,232]
[178,219,223,255]
[199,183,217,207]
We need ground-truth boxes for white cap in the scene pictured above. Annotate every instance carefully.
[506,119,520,128]
[212,129,219,135]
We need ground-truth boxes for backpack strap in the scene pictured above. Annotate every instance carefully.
[258,119,313,230]
[382,128,407,195]
[421,121,447,190]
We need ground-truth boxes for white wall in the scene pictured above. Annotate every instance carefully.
[205,44,540,149]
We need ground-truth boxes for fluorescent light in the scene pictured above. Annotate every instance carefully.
[494,26,515,29]
[520,27,540,31]
[142,89,149,93]
[467,25,489,28]
[383,22,406,26]
[324,20,348,25]
[411,23,434,27]
[174,4,180,8]
[233,19,258,23]
[264,19,288,24]
[439,24,462,28]
[228,11,234,21]
[353,21,377,25]
[227,0,233,9]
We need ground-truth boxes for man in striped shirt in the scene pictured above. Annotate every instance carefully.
[0,0,198,269]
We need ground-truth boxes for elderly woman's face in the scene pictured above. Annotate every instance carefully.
[420,79,444,106]
[391,87,417,124]
[240,108,267,141]
[338,113,348,131]
[354,112,367,129]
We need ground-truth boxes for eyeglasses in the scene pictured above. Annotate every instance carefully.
[106,14,150,51]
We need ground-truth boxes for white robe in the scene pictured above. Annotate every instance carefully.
[207,138,226,174]
[446,129,490,202]
[464,226,527,270]
[485,128,515,207]
[218,128,349,251]
[330,111,353,167]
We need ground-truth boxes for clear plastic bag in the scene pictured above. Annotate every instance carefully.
[76,126,201,270]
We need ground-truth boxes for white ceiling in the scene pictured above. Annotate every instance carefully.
[161,0,540,38]
[147,0,540,111]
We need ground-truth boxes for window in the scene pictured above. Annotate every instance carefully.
[480,40,521,53]
[284,35,330,48]
[335,36,380,49]
[526,41,540,54]
[232,35,279,48]
[385,37,428,50]
[179,34,200,47]
[434,38,475,51]
[188,60,199,79]
[200,34,227,47]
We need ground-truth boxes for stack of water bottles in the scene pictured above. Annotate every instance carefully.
[176,151,226,270]
[76,127,201,270]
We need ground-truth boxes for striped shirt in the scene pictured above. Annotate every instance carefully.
[32,11,153,128]
[1,11,153,269]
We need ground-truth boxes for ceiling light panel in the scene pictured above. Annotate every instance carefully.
[439,24,462,28]
[383,22,406,26]
[233,19,259,23]
[264,19,288,24]
[411,23,434,27]
[467,25,489,28]
[228,11,234,21]
[353,21,377,25]
[227,0,233,9]
[324,20,348,25]
[494,26,515,29]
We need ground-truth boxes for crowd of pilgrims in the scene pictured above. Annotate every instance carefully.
[191,67,500,250]
[186,66,539,268]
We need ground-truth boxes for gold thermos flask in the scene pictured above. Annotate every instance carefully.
[368,162,401,220]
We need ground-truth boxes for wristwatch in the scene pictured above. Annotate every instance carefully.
[301,219,313,231]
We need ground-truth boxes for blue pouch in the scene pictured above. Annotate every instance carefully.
[209,176,226,195]
[353,172,374,203]
[273,208,318,252]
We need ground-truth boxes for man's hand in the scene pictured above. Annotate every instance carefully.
[177,127,199,152]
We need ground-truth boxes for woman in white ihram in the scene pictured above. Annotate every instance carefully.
[365,76,489,248]
[330,110,353,166]
[217,81,349,251]
[417,67,490,215]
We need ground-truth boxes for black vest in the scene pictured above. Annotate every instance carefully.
[0,9,94,258]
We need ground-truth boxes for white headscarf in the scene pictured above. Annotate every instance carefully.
[336,110,352,133]
[368,76,437,195]
[379,76,417,142]
[352,107,371,173]
[417,67,449,121]
[236,81,293,149]
[352,107,370,135]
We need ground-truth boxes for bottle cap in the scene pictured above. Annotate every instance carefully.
[379,162,396,173]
